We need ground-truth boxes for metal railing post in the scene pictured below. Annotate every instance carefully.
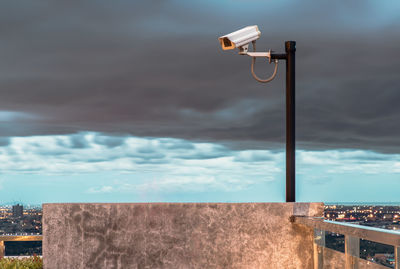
[345,235,359,269]
[395,246,400,269]
[313,229,325,269]
[0,240,4,258]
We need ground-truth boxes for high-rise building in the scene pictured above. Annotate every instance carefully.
[12,204,23,218]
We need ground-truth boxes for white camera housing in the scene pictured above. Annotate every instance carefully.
[218,25,261,53]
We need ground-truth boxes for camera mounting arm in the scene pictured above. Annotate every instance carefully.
[242,41,282,83]
[246,51,271,58]
[246,51,287,61]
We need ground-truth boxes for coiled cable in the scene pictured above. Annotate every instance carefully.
[250,41,278,83]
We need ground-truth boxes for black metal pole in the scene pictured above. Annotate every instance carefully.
[285,41,296,202]
[261,41,296,202]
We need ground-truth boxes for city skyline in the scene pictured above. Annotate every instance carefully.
[1,1,400,203]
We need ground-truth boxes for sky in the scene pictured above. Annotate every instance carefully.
[1,0,400,204]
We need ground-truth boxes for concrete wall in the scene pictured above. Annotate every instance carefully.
[43,203,323,269]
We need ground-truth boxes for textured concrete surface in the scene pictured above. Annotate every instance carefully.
[323,247,388,269]
[43,203,323,269]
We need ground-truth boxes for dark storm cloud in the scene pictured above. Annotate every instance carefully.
[69,134,89,149]
[0,137,10,147]
[1,1,400,153]
[55,133,88,149]
[93,135,125,148]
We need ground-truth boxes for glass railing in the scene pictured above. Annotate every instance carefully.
[292,216,400,269]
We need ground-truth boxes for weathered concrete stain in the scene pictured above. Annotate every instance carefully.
[43,203,323,269]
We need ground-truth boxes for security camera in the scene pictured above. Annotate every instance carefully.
[218,25,281,83]
[218,25,261,54]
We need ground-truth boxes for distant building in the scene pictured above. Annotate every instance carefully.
[383,214,393,220]
[12,204,23,218]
